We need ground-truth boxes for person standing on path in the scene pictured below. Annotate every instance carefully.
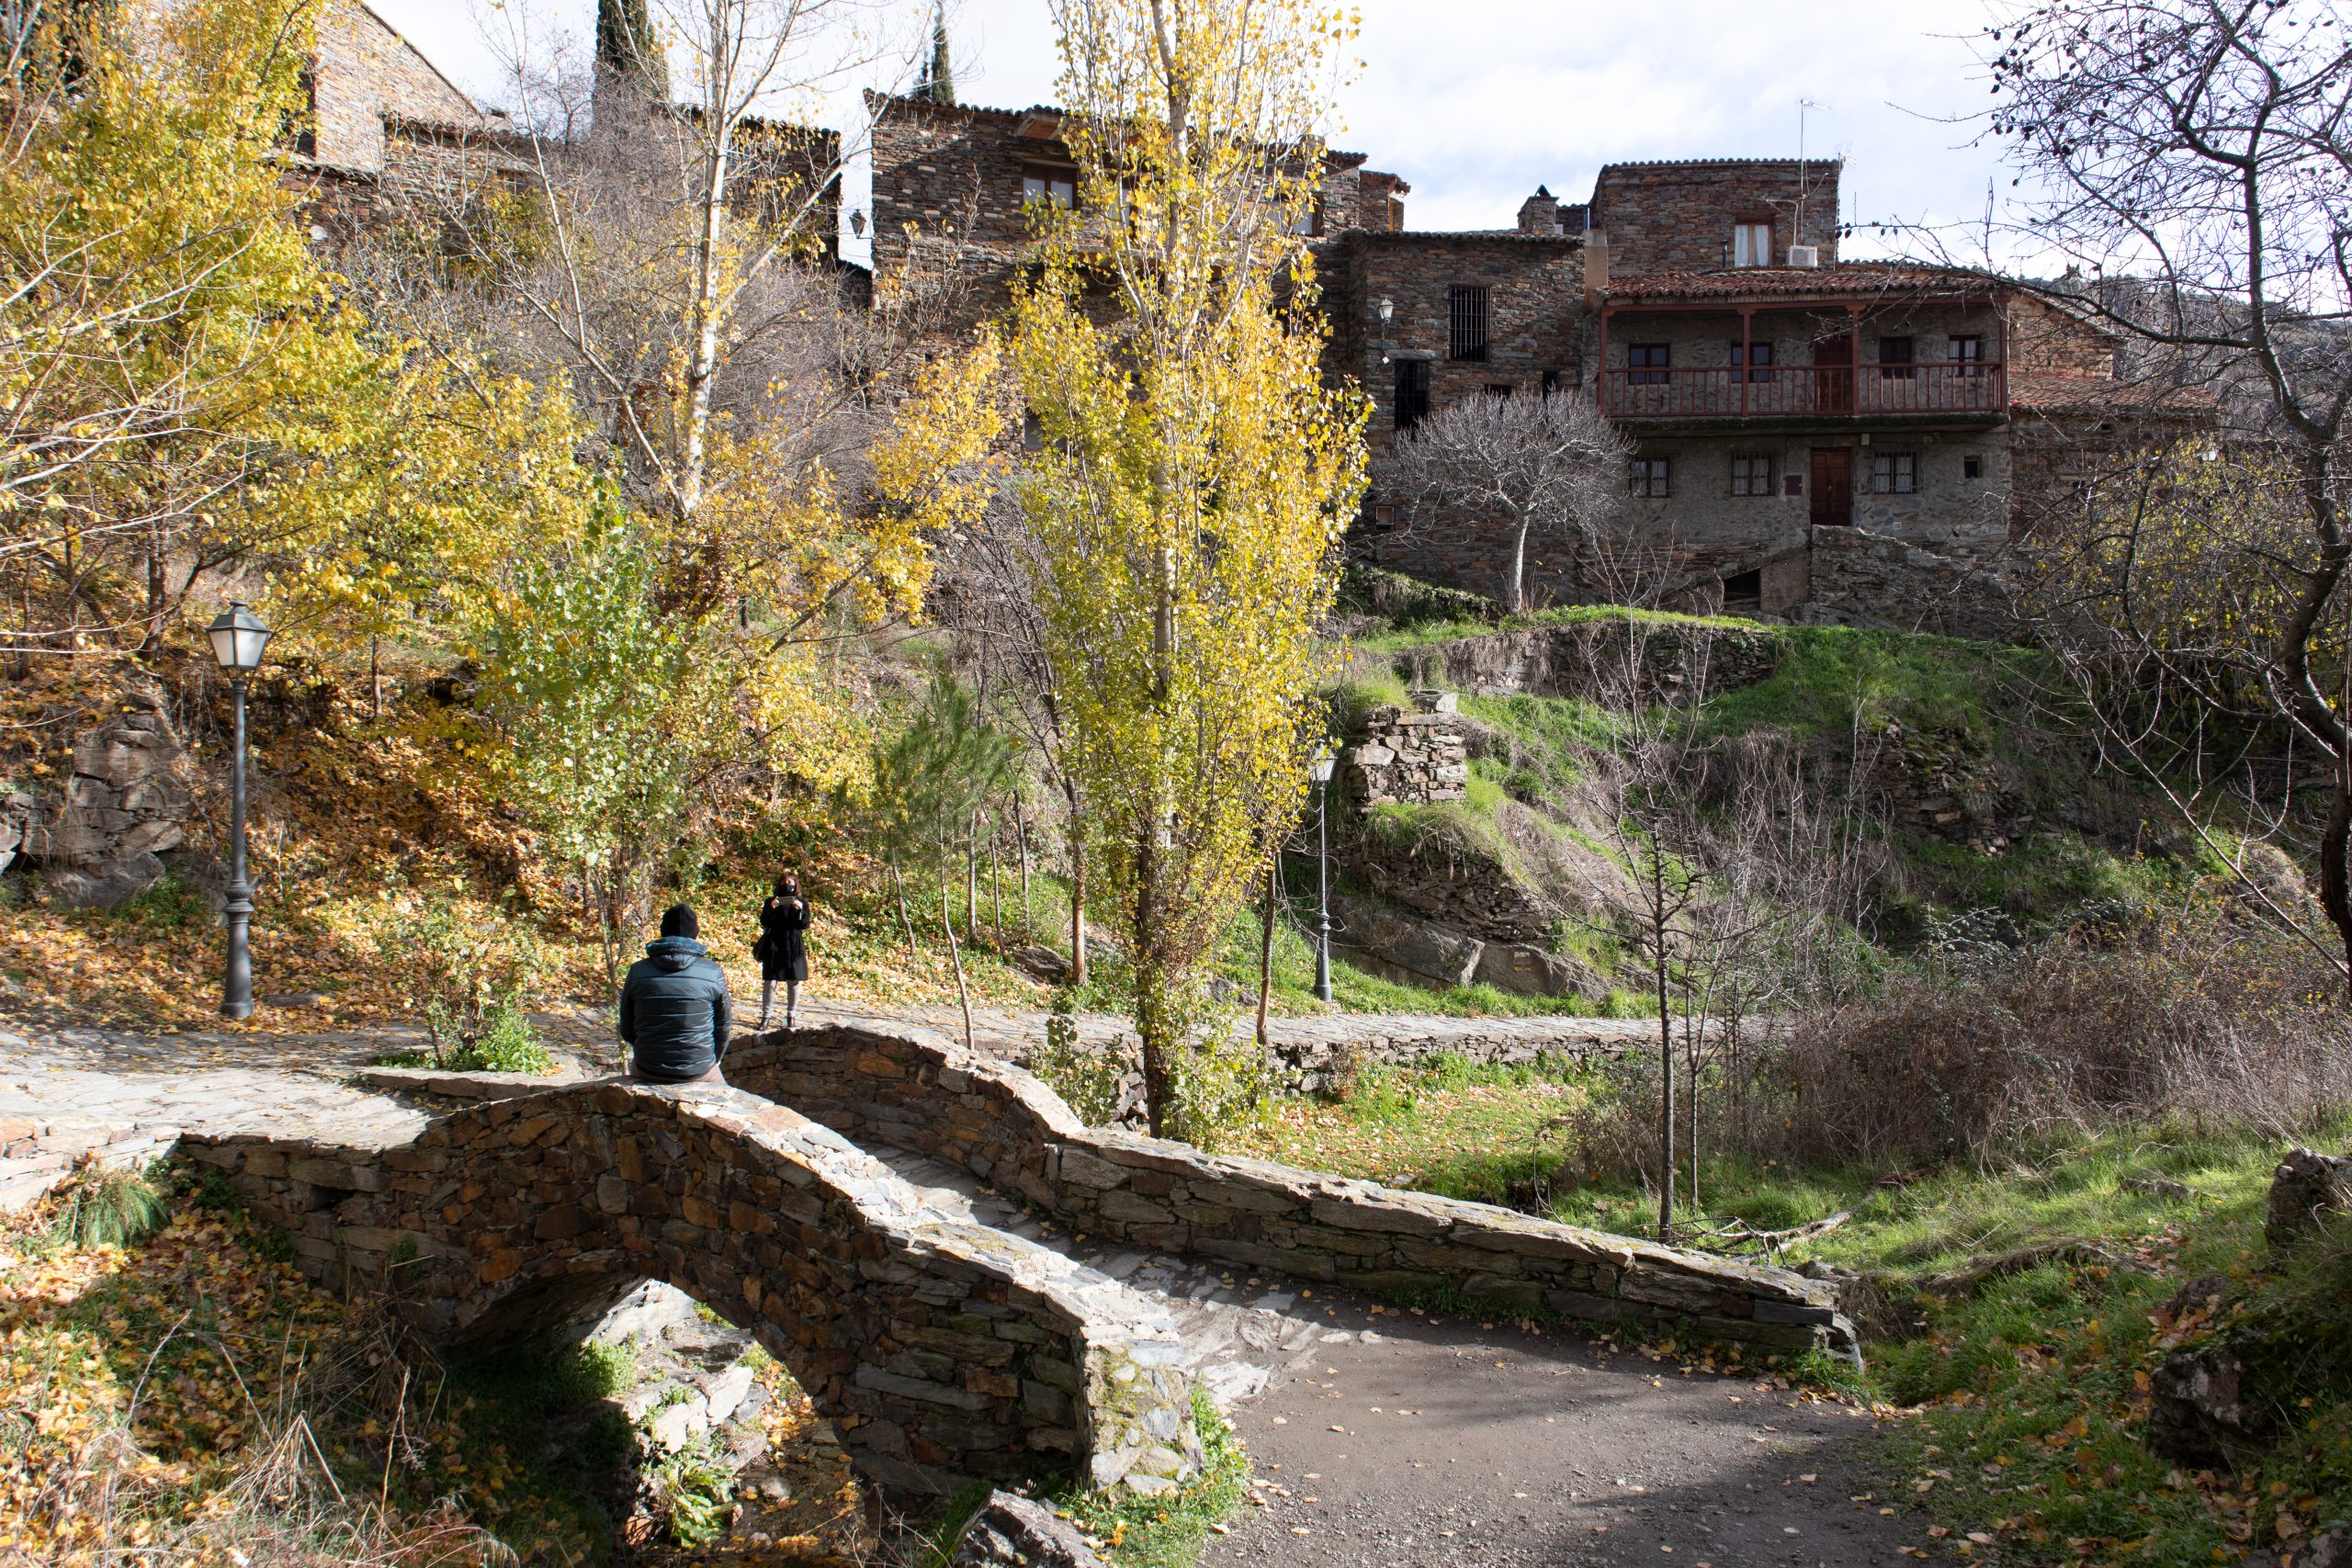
[755,874,811,1031]
[619,905,733,1084]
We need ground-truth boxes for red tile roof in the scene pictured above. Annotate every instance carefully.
[1602,263,2005,304]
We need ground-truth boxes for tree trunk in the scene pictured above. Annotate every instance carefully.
[1069,832,1089,987]
[942,863,974,1049]
[1256,854,1277,1055]
[1016,795,1033,941]
[991,810,1005,953]
[1510,514,1531,615]
[1653,860,1676,1244]
[967,807,982,945]
[891,861,919,966]
[2322,775,2352,1002]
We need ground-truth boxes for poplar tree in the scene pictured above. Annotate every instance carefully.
[913,4,956,105]
[1008,0,1368,1137]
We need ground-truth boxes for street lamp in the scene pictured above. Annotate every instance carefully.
[207,601,272,1020]
[1375,296,1395,365]
[1309,748,1337,1003]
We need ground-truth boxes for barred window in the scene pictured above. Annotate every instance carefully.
[1448,286,1489,362]
[1731,454,1777,496]
[1871,452,1918,494]
[1629,457,1672,498]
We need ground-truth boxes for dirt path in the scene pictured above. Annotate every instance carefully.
[1203,1293,1926,1568]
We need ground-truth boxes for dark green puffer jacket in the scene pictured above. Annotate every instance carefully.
[617,935,732,1081]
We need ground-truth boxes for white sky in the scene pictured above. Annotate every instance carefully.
[371,0,2023,265]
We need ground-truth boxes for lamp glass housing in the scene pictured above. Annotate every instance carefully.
[207,602,273,672]
[1309,754,1337,784]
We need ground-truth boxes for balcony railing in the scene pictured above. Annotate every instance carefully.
[1600,361,2007,420]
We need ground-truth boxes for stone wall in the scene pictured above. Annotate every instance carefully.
[311,0,481,175]
[1801,525,2019,643]
[182,1078,1201,1497]
[728,1021,1858,1360]
[1406,618,1781,705]
[1341,696,1468,809]
[1329,231,1589,470]
[1587,159,1843,275]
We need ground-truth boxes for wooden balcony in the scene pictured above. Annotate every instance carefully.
[1599,361,2007,422]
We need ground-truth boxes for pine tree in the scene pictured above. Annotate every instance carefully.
[595,0,667,98]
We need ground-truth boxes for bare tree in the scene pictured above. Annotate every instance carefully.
[1988,0,2352,987]
[1384,389,1629,614]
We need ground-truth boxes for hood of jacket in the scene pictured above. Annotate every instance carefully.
[646,934,709,973]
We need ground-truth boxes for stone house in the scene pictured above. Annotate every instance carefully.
[864,92,1408,327]
[1340,156,2211,631]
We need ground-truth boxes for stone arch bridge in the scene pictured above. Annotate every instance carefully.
[187,1019,1853,1498]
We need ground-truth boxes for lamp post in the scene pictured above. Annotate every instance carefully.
[1309,749,1337,1003]
[207,601,272,1020]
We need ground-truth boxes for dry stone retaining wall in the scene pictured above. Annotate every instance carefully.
[728,1021,1858,1359]
[183,1078,1200,1496]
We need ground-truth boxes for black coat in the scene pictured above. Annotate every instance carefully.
[758,896,811,983]
[618,935,732,1080]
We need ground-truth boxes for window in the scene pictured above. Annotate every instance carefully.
[1485,383,1515,400]
[1629,457,1672,498]
[1022,165,1077,209]
[1732,221,1773,268]
[1541,368,1562,399]
[1730,453,1777,496]
[1374,503,1396,530]
[1949,334,1985,377]
[1721,570,1762,612]
[1282,195,1322,236]
[1448,286,1489,361]
[1394,359,1430,433]
[1871,452,1918,494]
[1627,343,1671,385]
[1729,340,1775,382]
[1963,454,1984,479]
[1878,335,1917,379]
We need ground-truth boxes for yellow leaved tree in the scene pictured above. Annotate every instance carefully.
[1008,0,1369,1137]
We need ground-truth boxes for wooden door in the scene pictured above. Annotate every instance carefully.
[1813,333,1855,413]
[1810,449,1853,526]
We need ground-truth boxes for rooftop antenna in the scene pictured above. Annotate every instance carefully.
[1797,97,1824,243]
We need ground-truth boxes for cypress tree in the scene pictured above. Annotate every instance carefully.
[596,0,668,98]
[915,6,954,105]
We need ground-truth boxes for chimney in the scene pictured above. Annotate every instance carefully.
[1517,185,1561,235]
[1582,230,1610,303]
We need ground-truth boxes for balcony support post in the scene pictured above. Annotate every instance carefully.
[1597,306,1611,416]
[1739,307,1754,418]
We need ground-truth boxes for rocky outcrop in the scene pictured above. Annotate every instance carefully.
[2265,1147,2352,1253]
[2148,1342,2256,1464]
[6,682,193,908]
[1328,889,1601,999]
[949,1492,1106,1567]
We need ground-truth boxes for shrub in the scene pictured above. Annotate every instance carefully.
[372,886,548,1070]
[1554,905,2352,1186]
[46,1158,169,1249]
[1030,991,1129,1125]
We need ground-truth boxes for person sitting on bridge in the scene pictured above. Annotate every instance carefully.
[618,904,733,1084]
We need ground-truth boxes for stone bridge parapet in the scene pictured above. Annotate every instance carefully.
[729,1021,1858,1361]
[183,1077,1200,1495]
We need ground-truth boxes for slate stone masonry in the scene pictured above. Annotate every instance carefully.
[728,1021,1859,1360]
[182,1078,1202,1497]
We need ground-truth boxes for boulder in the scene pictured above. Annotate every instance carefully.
[2265,1147,2352,1253]
[42,851,167,911]
[2147,1343,2256,1464]
[949,1492,1106,1568]
[1328,891,1483,987]
[1472,940,1604,999]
